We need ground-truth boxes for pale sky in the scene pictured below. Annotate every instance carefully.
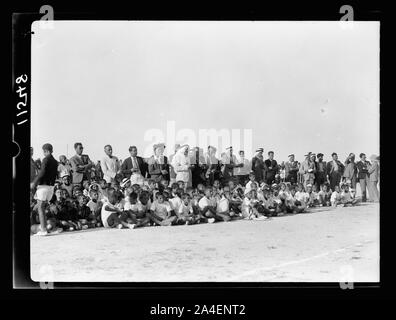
[31,21,379,163]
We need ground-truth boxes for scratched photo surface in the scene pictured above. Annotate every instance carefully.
[30,21,379,282]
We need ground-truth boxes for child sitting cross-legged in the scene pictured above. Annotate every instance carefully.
[241,189,268,220]
[340,183,359,207]
[176,193,199,225]
[148,192,177,226]
[75,195,97,229]
[101,188,136,229]
[330,185,342,207]
[122,191,150,228]
[49,188,80,231]
[317,183,332,207]
[198,187,217,223]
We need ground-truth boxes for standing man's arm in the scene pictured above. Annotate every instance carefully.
[31,157,48,188]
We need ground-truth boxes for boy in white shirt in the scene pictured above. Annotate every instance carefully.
[341,184,358,207]
[178,193,198,224]
[330,185,342,207]
[149,192,177,226]
[198,187,217,223]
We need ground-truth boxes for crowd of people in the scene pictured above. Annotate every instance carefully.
[30,142,380,236]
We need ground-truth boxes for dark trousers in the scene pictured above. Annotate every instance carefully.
[315,173,327,189]
[359,175,369,201]
[329,172,342,191]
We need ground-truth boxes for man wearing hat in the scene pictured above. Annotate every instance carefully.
[299,152,316,190]
[356,153,371,202]
[251,148,265,183]
[205,146,221,185]
[315,153,327,190]
[326,152,344,192]
[264,151,279,185]
[120,146,147,185]
[285,154,299,184]
[147,143,169,183]
[367,154,380,202]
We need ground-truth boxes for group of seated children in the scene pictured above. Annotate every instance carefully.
[30,172,359,234]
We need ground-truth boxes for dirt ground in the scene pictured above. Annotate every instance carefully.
[31,203,379,282]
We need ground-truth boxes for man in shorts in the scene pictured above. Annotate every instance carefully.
[30,143,61,236]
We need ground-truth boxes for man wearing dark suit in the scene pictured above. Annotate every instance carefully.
[284,154,299,184]
[326,152,344,191]
[121,146,147,184]
[69,142,94,186]
[147,143,170,183]
[356,153,370,202]
[264,151,279,185]
[315,153,327,190]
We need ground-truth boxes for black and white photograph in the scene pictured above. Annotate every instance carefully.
[25,19,380,284]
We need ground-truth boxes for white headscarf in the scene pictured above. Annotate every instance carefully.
[172,144,190,167]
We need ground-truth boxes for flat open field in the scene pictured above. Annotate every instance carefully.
[31,203,379,282]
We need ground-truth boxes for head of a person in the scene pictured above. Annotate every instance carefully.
[222,186,231,199]
[156,192,165,204]
[204,187,212,198]
[268,151,274,160]
[250,182,258,190]
[154,144,165,157]
[288,154,295,162]
[290,187,296,196]
[90,190,99,202]
[322,184,328,192]
[129,146,138,157]
[317,153,324,162]
[310,154,316,162]
[147,179,156,189]
[128,191,138,205]
[160,179,169,188]
[197,183,205,192]
[213,180,220,189]
[42,143,53,157]
[61,174,71,185]
[250,189,257,199]
[177,180,185,189]
[332,152,338,161]
[239,150,245,158]
[139,191,150,205]
[73,186,83,198]
[297,183,303,192]
[175,188,184,198]
[312,184,318,193]
[74,142,83,156]
[306,184,313,193]
[280,183,286,191]
[256,148,263,157]
[249,172,256,182]
[182,193,191,205]
[227,180,235,190]
[59,155,67,164]
[106,188,117,205]
[334,185,340,193]
[343,184,350,192]
[104,145,113,157]
[77,195,85,206]
[348,153,355,162]
[55,188,64,202]
[183,146,190,156]
[360,153,366,162]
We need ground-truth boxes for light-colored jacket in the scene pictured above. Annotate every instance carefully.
[69,154,92,184]
[172,146,191,183]
[299,160,316,180]
[368,161,379,182]
[100,155,120,183]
